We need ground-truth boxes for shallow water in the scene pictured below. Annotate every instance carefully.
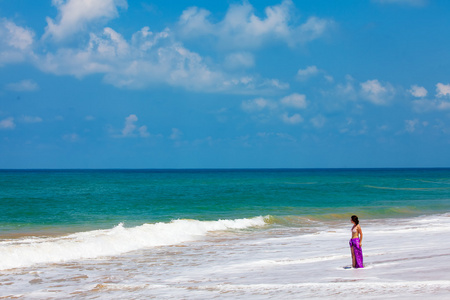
[1,169,450,298]
[1,214,450,298]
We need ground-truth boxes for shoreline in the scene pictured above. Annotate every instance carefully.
[1,212,450,298]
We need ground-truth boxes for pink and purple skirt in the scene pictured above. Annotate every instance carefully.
[349,238,364,268]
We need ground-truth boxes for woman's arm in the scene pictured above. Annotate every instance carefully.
[358,226,363,247]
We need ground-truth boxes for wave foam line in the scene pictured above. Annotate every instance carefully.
[0,217,266,270]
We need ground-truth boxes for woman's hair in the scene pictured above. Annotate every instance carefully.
[351,215,359,225]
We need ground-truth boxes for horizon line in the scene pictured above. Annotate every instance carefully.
[1,167,450,171]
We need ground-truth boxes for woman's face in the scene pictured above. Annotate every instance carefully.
[351,219,355,225]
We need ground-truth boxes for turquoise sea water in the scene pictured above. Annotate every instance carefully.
[2,169,450,298]
[1,168,450,235]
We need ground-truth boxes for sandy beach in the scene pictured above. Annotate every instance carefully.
[1,214,450,299]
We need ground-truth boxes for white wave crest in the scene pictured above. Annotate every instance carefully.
[0,217,267,270]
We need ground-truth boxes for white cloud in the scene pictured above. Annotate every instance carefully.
[119,114,150,138]
[138,125,150,138]
[436,83,450,97]
[242,98,274,112]
[177,0,334,49]
[372,0,427,7]
[45,0,128,40]
[36,26,283,93]
[280,93,307,109]
[242,93,308,124]
[241,98,277,112]
[0,19,35,66]
[311,115,326,128]
[404,119,428,133]
[262,79,289,90]
[38,27,129,78]
[297,65,319,81]
[335,75,357,99]
[412,99,450,112]
[21,116,43,123]
[360,79,395,105]
[6,80,39,92]
[224,52,255,69]
[2,20,34,50]
[85,115,95,121]
[297,65,333,82]
[409,85,427,98]
[410,83,450,112]
[339,119,368,135]
[282,113,303,124]
[121,114,138,137]
[256,132,296,142]
[405,119,419,133]
[0,6,288,94]
[0,117,16,130]
[296,17,331,44]
[178,7,213,37]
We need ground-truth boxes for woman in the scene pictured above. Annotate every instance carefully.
[349,215,364,268]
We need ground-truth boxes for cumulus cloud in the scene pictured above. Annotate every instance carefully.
[411,83,450,112]
[38,27,130,78]
[334,75,357,99]
[21,116,43,123]
[296,65,319,81]
[38,27,215,89]
[241,98,277,112]
[1,8,288,94]
[177,0,334,49]
[436,83,450,97]
[404,119,428,133]
[45,0,128,40]
[280,93,307,109]
[122,114,137,136]
[282,113,303,124]
[409,85,427,98]
[412,99,450,112]
[0,19,35,65]
[0,117,15,130]
[35,25,285,93]
[242,93,309,125]
[261,79,289,90]
[297,65,333,82]
[360,79,395,105]
[311,115,326,128]
[404,119,419,133]
[224,52,255,69]
[120,114,149,138]
[256,132,296,142]
[138,125,150,138]
[6,80,39,92]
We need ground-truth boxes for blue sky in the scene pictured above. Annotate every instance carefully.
[1,0,450,168]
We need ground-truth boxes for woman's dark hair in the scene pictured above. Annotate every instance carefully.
[351,215,359,225]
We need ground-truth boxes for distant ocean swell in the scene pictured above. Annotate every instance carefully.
[0,217,267,270]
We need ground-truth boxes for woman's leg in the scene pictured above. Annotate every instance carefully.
[350,245,356,267]
[353,243,364,268]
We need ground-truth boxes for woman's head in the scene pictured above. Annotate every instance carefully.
[351,215,359,225]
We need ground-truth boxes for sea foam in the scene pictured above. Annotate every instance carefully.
[0,217,267,270]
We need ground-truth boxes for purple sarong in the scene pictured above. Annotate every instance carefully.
[349,238,364,268]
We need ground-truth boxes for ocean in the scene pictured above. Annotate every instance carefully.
[1,169,450,298]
